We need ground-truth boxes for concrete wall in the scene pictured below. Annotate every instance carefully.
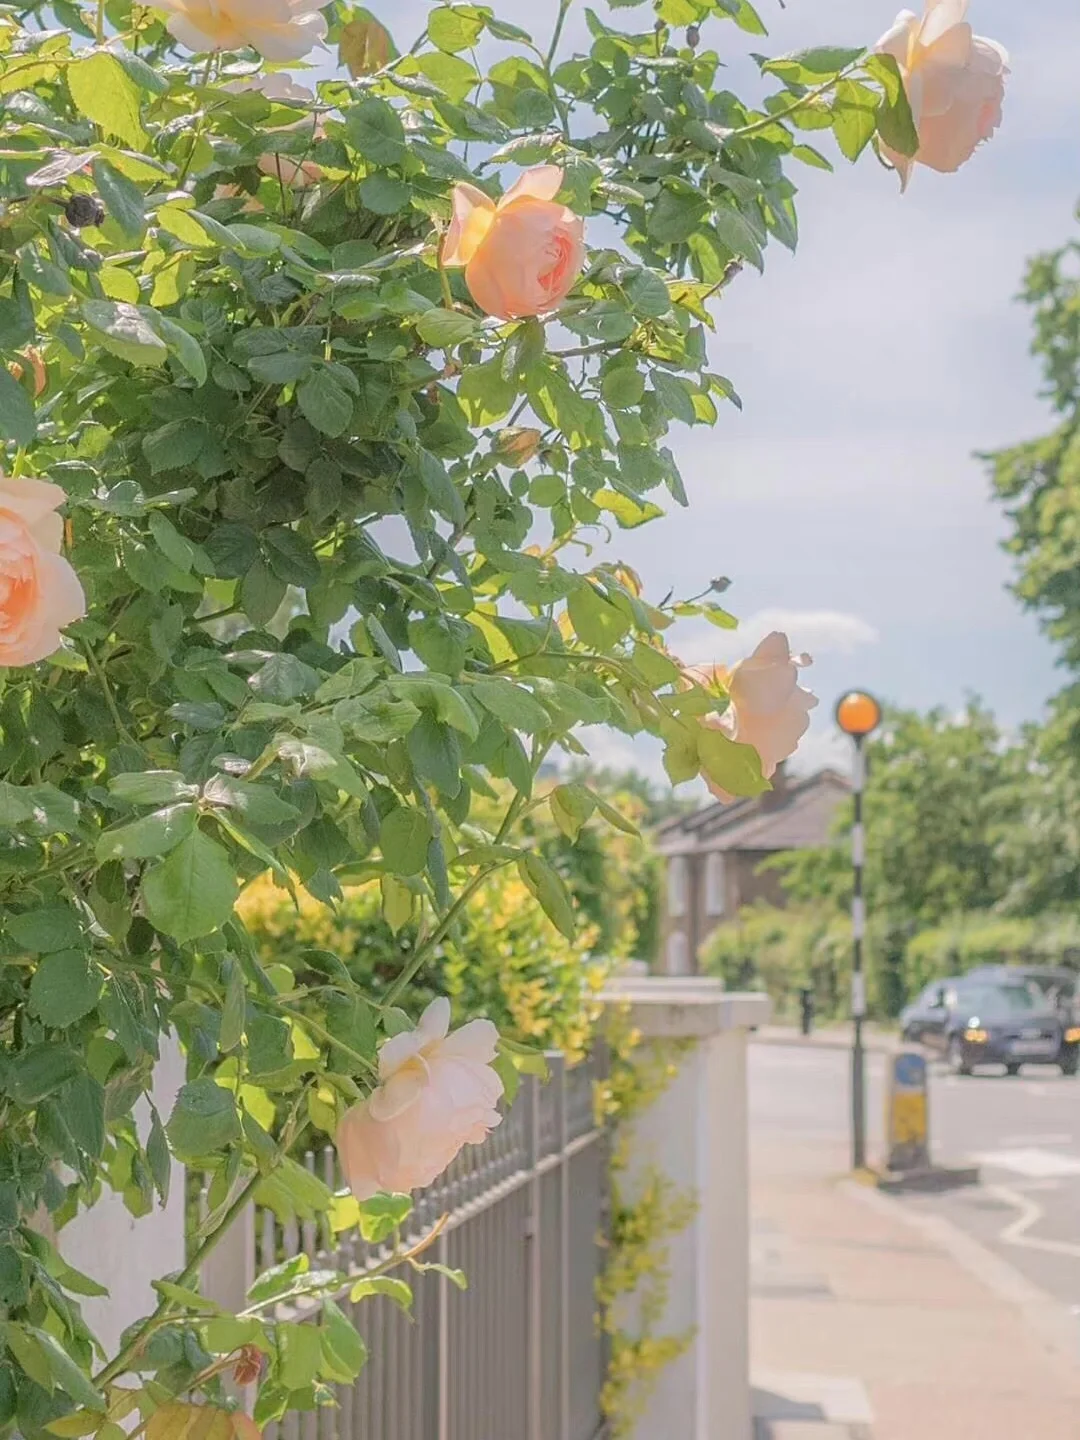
[55,1040,188,1358]
[603,979,771,1440]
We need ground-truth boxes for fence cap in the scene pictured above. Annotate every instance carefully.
[600,977,771,1038]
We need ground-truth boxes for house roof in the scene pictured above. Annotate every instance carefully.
[655,767,850,857]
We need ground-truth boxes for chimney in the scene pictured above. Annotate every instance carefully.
[762,760,790,807]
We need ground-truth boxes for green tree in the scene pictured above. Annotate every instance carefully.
[776,702,1015,926]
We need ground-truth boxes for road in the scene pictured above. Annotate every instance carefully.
[750,1042,1080,1318]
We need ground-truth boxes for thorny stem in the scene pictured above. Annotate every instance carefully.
[83,642,141,751]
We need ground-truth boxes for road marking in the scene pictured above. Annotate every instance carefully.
[999,1133,1074,1147]
[844,1183,1080,1377]
[991,1184,1080,1261]
[973,1147,1080,1179]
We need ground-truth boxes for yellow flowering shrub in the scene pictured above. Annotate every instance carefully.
[237,868,609,1063]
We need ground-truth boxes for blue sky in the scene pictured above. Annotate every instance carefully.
[348,0,1080,780]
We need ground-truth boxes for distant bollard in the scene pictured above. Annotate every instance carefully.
[884,1051,930,1173]
[799,987,815,1037]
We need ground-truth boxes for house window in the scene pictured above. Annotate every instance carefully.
[668,856,688,917]
[666,930,690,975]
[705,852,726,916]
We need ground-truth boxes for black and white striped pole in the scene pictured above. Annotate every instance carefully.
[835,690,883,1172]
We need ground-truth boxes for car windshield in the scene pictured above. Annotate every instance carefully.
[959,984,1043,1019]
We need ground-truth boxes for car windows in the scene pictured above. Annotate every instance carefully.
[958,983,1041,1019]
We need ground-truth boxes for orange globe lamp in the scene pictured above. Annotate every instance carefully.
[835,690,882,739]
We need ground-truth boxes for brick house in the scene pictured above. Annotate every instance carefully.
[653,765,849,973]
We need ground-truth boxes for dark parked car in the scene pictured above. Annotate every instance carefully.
[965,963,1077,1020]
[900,976,1080,1076]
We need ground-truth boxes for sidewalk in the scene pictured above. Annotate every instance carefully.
[751,1024,897,1053]
[751,1132,1080,1439]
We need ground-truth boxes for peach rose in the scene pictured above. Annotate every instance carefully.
[157,0,328,61]
[336,997,503,1200]
[0,477,85,667]
[875,0,1008,190]
[688,632,817,801]
[441,165,585,321]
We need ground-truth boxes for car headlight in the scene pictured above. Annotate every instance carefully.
[963,1028,989,1044]
[1064,1027,1080,1044]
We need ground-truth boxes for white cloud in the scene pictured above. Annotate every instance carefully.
[673,608,879,668]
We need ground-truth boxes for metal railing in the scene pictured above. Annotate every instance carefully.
[202,1050,609,1440]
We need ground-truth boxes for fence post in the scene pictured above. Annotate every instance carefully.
[524,1072,542,1440]
[554,1054,570,1440]
[600,978,771,1440]
[436,1229,450,1440]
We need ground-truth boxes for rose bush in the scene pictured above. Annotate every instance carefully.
[0,0,1004,1430]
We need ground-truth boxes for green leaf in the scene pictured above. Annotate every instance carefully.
[279,1323,324,1390]
[147,1106,171,1203]
[469,677,550,733]
[380,806,432,876]
[63,1073,106,1157]
[219,963,246,1054]
[297,369,354,437]
[567,584,631,648]
[253,1156,334,1223]
[549,783,595,842]
[359,174,410,214]
[91,159,145,237]
[249,653,321,704]
[28,951,103,1028]
[67,52,144,146]
[264,527,321,588]
[874,58,919,159]
[345,99,407,165]
[2,1324,53,1392]
[697,726,769,798]
[82,300,167,366]
[8,1044,81,1105]
[166,1078,242,1160]
[141,829,239,943]
[0,367,35,446]
[763,45,864,80]
[593,490,664,528]
[517,853,575,939]
[348,1275,413,1312]
[241,557,288,625]
[8,905,82,954]
[831,80,879,162]
[109,770,196,805]
[356,1193,412,1243]
[415,308,479,348]
[156,316,208,385]
[428,5,486,52]
[33,1329,104,1411]
[320,1301,367,1383]
[97,803,197,862]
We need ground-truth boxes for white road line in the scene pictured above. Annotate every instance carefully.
[999,1134,1074,1147]
[992,1183,1080,1262]
[973,1147,1080,1179]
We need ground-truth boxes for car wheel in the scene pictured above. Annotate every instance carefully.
[947,1037,971,1076]
[1061,1054,1078,1077]
[1005,1063,1022,1077]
